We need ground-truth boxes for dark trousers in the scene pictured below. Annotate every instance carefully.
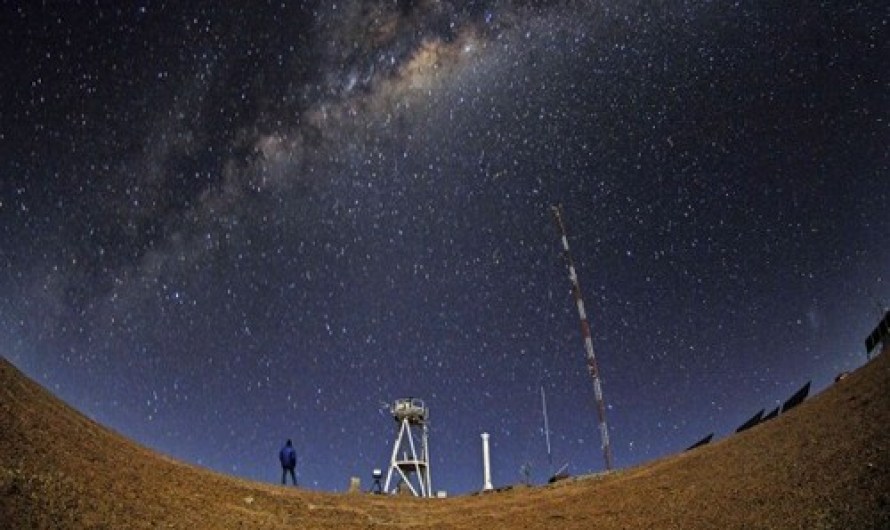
[282,466,297,485]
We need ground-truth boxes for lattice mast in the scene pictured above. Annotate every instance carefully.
[550,204,614,471]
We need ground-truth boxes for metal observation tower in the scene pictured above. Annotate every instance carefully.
[384,398,432,497]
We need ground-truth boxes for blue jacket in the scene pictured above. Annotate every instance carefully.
[279,444,296,469]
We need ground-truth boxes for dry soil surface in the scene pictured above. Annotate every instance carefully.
[2,349,889,528]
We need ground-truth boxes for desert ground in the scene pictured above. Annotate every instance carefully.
[2,346,889,528]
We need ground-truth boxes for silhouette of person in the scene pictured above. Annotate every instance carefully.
[279,439,297,486]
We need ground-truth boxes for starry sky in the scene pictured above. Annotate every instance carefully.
[1,1,887,494]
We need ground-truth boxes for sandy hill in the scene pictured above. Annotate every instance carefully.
[2,350,889,529]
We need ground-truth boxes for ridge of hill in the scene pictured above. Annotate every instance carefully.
[2,350,889,528]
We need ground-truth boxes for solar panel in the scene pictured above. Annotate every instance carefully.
[865,311,890,354]
[735,409,765,433]
[781,381,811,413]
[762,406,780,422]
[685,433,714,451]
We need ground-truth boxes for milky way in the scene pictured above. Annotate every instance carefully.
[1,1,888,493]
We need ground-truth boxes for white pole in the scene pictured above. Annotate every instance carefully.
[423,422,432,495]
[481,432,493,491]
[541,386,553,476]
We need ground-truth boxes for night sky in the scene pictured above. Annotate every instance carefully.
[2,1,887,494]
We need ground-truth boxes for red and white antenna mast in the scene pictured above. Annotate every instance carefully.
[550,204,614,471]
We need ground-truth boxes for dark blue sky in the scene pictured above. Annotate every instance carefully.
[1,1,887,494]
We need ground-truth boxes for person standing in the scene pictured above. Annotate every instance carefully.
[279,439,297,486]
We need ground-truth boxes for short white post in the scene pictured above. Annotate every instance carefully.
[481,432,493,491]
